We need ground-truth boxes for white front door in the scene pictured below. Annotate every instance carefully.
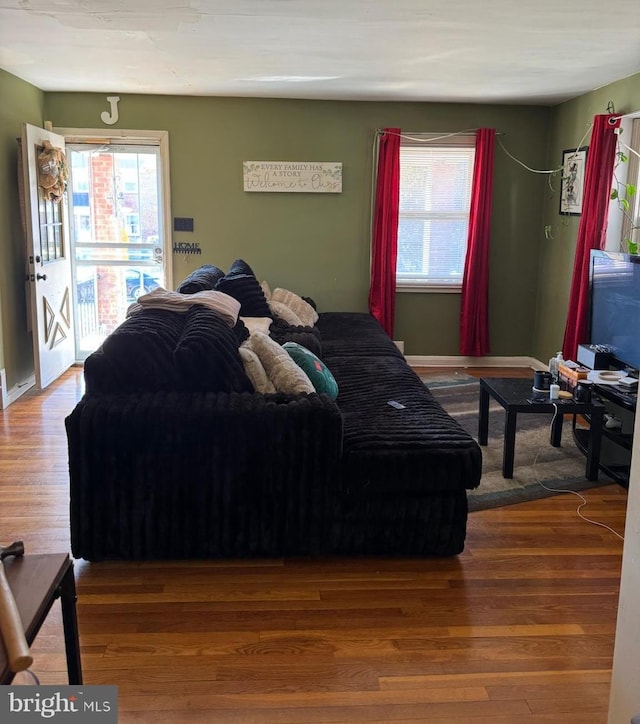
[21,123,75,389]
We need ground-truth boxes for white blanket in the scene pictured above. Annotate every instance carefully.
[129,288,241,327]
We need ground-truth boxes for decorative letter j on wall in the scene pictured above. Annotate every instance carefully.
[100,96,120,125]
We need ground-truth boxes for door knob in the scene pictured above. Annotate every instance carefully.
[36,273,47,281]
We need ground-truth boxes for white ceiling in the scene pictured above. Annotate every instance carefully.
[1,0,639,105]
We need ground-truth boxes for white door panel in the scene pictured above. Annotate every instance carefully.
[21,123,75,389]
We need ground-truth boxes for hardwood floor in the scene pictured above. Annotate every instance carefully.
[0,366,627,723]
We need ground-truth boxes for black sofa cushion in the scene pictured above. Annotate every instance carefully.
[173,306,253,393]
[316,312,404,359]
[176,264,225,294]
[84,306,253,395]
[233,318,251,347]
[269,318,323,358]
[326,354,482,495]
[84,309,184,393]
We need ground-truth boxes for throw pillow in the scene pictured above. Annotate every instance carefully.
[260,280,272,300]
[176,264,225,294]
[249,332,314,395]
[239,346,276,393]
[227,258,256,276]
[215,266,272,318]
[240,316,272,336]
[283,342,339,400]
[268,300,303,327]
[271,287,319,327]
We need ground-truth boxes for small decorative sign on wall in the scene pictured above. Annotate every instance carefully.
[243,161,342,193]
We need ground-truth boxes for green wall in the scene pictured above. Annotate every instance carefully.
[43,93,550,356]
[0,69,43,390]
[4,72,637,385]
[535,72,640,364]
[13,75,637,381]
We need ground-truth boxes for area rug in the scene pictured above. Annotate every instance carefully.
[417,370,477,389]
[421,373,612,511]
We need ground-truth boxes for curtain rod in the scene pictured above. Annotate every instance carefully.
[609,110,640,124]
[385,129,475,135]
[376,129,504,135]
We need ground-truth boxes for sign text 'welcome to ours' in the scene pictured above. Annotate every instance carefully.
[243,161,342,193]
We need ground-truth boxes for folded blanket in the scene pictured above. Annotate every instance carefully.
[130,288,241,327]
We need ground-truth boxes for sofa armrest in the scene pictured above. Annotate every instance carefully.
[66,391,343,560]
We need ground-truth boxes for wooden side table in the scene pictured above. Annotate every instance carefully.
[0,553,82,684]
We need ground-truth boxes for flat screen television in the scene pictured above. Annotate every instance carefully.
[589,249,640,373]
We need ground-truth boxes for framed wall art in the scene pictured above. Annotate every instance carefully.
[559,146,588,215]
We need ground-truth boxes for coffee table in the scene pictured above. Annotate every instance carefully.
[478,377,604,480]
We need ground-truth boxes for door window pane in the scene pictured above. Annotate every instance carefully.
[68,145,165,357]
[38,194,64,263]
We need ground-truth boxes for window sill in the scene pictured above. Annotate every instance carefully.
[396,283,462,294]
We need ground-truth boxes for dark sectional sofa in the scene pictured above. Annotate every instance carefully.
[66,263,482,561]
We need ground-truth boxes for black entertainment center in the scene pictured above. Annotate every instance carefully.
[572,381,635,486]
[572,250,640,486]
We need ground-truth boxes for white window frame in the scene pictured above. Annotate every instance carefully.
[606,115,640,252]
[396,133,476,293]
[620,118,640,252]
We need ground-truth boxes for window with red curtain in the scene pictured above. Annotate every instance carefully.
[370,127,495,348]
[562,114,622,362]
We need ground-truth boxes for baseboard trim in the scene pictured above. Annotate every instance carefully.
[0,371,36,410]
[0,369,6,410]
[405,355,547,370]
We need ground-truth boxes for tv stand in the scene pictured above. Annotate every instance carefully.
[572,383,636,487]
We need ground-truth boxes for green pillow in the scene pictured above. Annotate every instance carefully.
[282,342,339,400]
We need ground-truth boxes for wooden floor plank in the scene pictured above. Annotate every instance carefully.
[0,366,626,723]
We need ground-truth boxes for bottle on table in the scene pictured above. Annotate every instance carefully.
[548,351,564,383]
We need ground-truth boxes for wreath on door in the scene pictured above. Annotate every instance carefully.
[37,140,68,203]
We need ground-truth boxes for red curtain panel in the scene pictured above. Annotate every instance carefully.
[459,128,496,356]
[562,114,622,362]
[369,128,400,337]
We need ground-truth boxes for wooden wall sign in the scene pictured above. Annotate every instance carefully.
[243,161,342,193]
